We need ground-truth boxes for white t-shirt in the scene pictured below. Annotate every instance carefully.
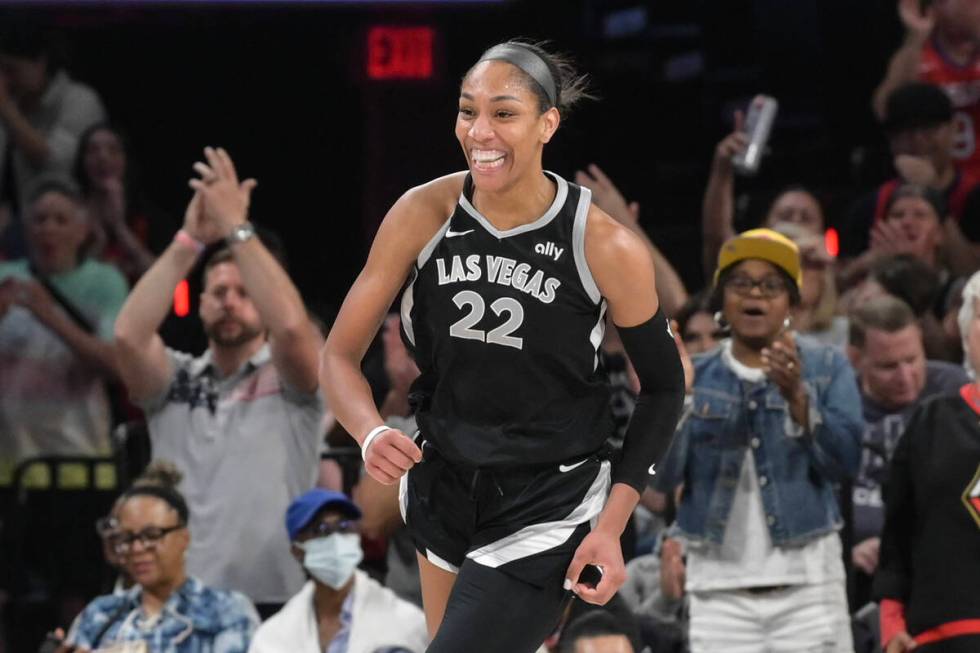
[684,340,845,592]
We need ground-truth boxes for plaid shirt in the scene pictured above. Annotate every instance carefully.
[66,576,259,652]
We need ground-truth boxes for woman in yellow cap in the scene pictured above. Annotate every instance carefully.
[655,228,864,652]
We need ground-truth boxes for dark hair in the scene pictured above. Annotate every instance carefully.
[675,288,714,335]
[203,227,289,283]
[465,39,595,118]
[708,262,801,312]
[559,610,634,653]
[26,175,83,207]
[870,254,940,316]
[120,484,190,525]
[849,295,917,348]
[883,183,947,222]
[884,82,954,134]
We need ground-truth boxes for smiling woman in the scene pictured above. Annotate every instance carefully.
[655,228,863,653]
[320,40,686,652]
[59,483,260,651]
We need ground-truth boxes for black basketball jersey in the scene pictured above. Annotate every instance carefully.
[400,171,614,468]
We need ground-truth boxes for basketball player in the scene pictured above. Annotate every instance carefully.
[320,41,685,652]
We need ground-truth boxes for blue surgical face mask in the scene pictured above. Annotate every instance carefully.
[296,533,363,590]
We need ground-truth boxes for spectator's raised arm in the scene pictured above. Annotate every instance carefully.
[190,147,322,394]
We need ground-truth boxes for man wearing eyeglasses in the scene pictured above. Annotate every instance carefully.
[249,488,427,653]
[59,484,259,652]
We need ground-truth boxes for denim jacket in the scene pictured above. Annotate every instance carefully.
[654,337,862,547]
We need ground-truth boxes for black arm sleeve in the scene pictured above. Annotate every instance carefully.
[613,308,687,493]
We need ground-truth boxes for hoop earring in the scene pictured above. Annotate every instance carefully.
[783,316,792,330]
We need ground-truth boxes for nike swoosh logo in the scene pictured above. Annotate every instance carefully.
[445,229,474,238]
[559,458,589,473]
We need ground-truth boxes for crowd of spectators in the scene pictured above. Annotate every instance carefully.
[3,2,980,651]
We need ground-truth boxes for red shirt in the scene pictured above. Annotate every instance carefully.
[921,37,980,178]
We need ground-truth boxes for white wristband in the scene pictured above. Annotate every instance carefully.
[361,425,392,462]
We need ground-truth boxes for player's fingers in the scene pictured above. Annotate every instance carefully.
[563,554,587,591]
[379,443,416,472]
[389,432,423,463]
[573,170,594,187]
[370,456,405,484]
[365,458,398,484]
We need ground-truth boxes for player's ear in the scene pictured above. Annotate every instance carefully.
[540,107,560,144]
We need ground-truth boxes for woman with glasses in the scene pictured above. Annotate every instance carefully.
[654,229,863,653]
[250,488,428,652]
[58,484,259,652]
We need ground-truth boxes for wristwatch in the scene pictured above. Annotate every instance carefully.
[225,221,255,246]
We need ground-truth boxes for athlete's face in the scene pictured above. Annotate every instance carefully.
[456,61,560,193]
[722,259,793,349]
[849,324,926,410]
[199,261,265,348]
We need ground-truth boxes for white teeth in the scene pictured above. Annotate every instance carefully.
[471,149,505,164]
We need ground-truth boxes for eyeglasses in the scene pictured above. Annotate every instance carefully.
[109,524,184,555]
[726,275,788,298]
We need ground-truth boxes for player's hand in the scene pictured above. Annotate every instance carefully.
[898,0,935,39]
[564,527,627,605]
[363,428,423,485]
[659,537,686,600]
[712,110,748,173]
[885,631,918,653]
[852,537,881,575]
[575,163,638,227]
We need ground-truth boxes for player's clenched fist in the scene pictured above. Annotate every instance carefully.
[362,427,423,485]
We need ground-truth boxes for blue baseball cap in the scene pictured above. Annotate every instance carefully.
[286,489,362,541]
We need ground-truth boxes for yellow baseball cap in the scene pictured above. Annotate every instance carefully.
[714,228,802,289]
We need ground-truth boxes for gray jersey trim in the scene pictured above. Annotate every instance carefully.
[457,171,568,239]
[466,460,611,568]
[401,216,453,347]
[572,186,602,304]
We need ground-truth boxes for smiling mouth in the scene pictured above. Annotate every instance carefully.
[471,149,506,170]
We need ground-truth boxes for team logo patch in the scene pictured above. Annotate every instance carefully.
[962,464,980,529]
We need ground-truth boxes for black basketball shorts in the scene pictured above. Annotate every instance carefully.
[398,440,611,589]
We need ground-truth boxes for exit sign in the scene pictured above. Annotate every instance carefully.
[367,27,435,80]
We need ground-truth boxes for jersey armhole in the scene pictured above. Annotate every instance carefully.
[572,186,602,305]
[401,214,452,348]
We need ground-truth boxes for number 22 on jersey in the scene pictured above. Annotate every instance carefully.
[449,290,525,350]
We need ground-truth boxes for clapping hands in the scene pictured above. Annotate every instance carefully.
[182,147,258,245]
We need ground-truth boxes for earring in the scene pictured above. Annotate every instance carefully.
[714,311,730,332]
[783,316,792,330]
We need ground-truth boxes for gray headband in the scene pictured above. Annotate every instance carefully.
[478,43,558,108]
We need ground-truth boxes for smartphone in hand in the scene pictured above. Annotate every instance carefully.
[733,95,778,176]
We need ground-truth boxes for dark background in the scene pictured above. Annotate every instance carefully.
[7,0,905,336]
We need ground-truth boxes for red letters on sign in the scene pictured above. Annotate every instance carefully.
[367,27,434,80]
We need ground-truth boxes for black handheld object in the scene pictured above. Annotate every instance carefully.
[578,564,603,589]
